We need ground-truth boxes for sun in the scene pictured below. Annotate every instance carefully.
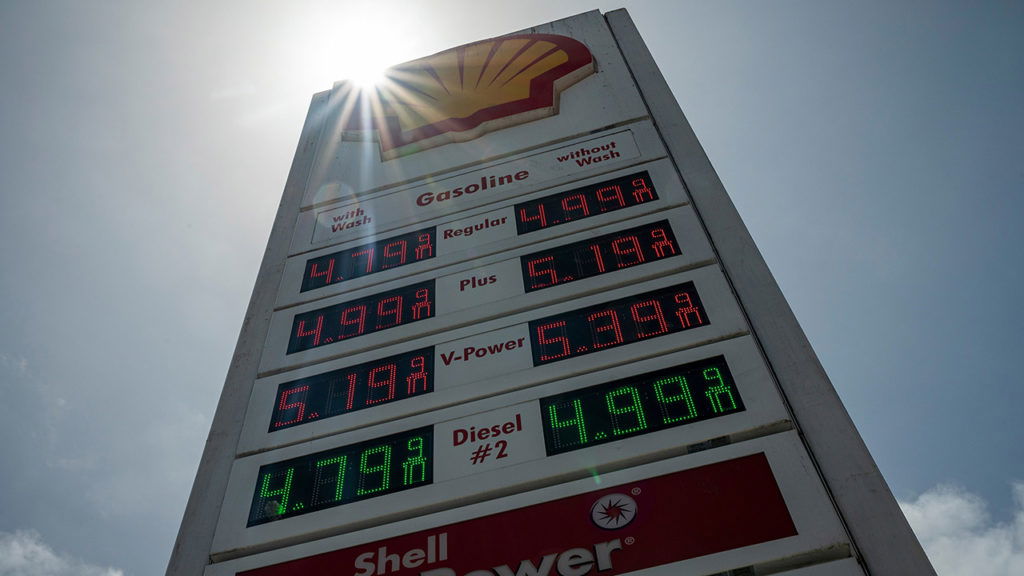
[347,64,388,90]
[277,5,418,93]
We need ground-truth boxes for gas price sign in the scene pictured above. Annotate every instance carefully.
[174,13,926,576]
[270,349,433,431]
[249,354,745,527]
[288,281,435,354]
[249,428,432,526]
[301,228,436,293]
[512,171,656,234]
[520,220,677,292]
[529,280,705,364]
[541,356,742,454]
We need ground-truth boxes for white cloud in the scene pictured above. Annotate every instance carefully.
[0,353,28,376]
[900,483,1024,576]
[0,530,123,576]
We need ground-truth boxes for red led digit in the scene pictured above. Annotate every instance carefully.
[345,372,357,410]
[411,288,432,320]
[527,255,559,289]
[351,248,375,274]
[595,184,626,210]
[587,243,607,273]
[307,259,336,287]
[381,240,408,269]
[415,233,433,260]
[588,309,624,349]
[275,386,309,427]
[674,292,704,328]
[611,234,645,267]
[366,364,397,405]
[376,296,403,329]
[561,193,590,219]
[407,355,428,394]
[631,177,654,202]
[650,228,677,257]
[536,320,571,361]
[339,305,367,338]
[630,299,669,338]
[519,204,548,229]
[295,315,324,347]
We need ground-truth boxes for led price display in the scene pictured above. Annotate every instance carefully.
[247,427,432,526]
[301,228,435,292]
[288,281,435,354]
[514,171,658,234]
[270,348,434,432]
[520,220,680,292]
[540,356,744,455]
[529,281,708,365]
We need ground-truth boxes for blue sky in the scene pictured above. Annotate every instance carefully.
[0,1,1021,575]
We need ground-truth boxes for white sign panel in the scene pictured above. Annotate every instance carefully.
[169,10,930,576]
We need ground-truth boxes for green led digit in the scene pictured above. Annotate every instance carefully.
[402,436,428,486]
[654,375,698,423]
[704,367,737,413]
[257,467,294,518]
[312,455,347,505]
[356,445,392,495]
[547,399,588,449]
[606,386,648,435]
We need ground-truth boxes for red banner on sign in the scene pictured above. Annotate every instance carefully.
[242,453,796,576]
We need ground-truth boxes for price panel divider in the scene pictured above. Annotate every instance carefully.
[209,432,849,570]
[290,121,668,256]
[259,230,722,377]
[277,159,688,309]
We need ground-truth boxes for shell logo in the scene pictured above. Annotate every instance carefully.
[340,34,595,159]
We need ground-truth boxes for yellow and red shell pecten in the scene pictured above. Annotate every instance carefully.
[340,34,595,159]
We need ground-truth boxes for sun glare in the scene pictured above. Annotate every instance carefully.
[331,7,413,90]
[347,64,388,90]
[281,5,417,93]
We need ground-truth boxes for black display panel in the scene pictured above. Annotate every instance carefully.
[528,281,709,365]
[301,228,436,292]
[270,348,434,432]
[540,356,744,455]
[520,220,680,292]
[287,280,435,354]
[247,427,432,526]
[514,171,658,234]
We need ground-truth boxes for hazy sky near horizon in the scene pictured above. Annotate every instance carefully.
[1,1,1022,575]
